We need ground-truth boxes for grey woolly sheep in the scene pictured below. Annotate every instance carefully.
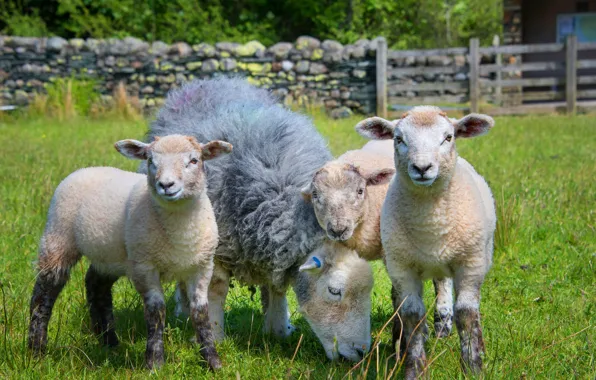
[144,78,374,362]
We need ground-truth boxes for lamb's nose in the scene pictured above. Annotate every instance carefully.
[327,224,348,240]
[412,163,433,175]
[159,181,175,191]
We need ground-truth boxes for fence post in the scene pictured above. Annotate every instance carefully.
[376,37,387,118]
[469,38,480,113]
[566,34,578,115]
[493,35,502,107]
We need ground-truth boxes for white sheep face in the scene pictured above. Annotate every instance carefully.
[356,107,494,188]
[115,135,232,203]
[302,163,394,241]
[295,243,374,361]
[394,113,456,187]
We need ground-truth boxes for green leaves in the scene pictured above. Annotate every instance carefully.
[0,0,502,48]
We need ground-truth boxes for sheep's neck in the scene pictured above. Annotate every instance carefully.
[151,195,205,238]
[395,171,459,243]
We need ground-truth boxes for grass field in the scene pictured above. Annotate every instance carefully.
[0,112,594,379]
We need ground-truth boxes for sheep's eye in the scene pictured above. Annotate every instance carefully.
[328,286,341,297]
[312,190,318,199]
[395,136,403,144]
[357,188,364,195]
[190,158,199,165]
[444,134,453,143]
[148,157,154,166]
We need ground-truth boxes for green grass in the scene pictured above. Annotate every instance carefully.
[0,112,594,379]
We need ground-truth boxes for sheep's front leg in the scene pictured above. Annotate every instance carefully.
[389,266,427,380]
[186,261,222,370]
[263,286,295,338]
[131,265,166,369]
[85,265,120,347]
[454,268,486,375]
[433,277,453,338]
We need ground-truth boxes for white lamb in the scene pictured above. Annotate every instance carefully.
[356,106,496,378]
[301,140,456,337]
[27,134,232,370]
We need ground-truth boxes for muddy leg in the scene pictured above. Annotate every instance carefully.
[454,269,485,375]
[131,265,166,369]
[28,269,71,354]
[433,277,453,338]
[85,265,119,347]
[186,261,222,370]
[391,269,427,380]
[28,240,81,355]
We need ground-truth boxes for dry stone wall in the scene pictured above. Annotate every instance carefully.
[0,35,384,117]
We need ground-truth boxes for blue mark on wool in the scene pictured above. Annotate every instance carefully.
[312,256,321,268]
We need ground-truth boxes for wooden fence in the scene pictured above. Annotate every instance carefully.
[375,35,596,118]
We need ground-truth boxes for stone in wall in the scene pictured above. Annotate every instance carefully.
[0,34,382,117]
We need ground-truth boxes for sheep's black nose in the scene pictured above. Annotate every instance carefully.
[355,347,365,358]
[159,181,175,191]
[327,224,348,240]
[412,163,433,175]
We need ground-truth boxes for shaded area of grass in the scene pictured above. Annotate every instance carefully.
[0,113,594,378]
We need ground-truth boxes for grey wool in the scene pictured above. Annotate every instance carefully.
[143,77,333,289]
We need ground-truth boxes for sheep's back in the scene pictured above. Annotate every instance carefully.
[63,167,143,272]
[145,78,332,287]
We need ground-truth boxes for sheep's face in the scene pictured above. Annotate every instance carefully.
[355,107,494,188]
[302,163,394,241]
[115,135,232,202]
[295,243,374,361]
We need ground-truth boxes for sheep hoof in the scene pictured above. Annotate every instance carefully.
[207,356,222,370]
[146,351,165,370]
[434,312,453,338]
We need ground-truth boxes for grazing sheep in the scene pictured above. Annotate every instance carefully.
[145,78,374,362]
[301,140,455,337]
[28,134,232,370]
[355,106,496,378]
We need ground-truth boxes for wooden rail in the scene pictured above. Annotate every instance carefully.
[374,34,596,116]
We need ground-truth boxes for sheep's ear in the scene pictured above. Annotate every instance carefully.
[355,117,395,140]
[365,168,395,186]
[454,114,494,138]
[301,184,312,202]
[115,139,150,160]
[299,255,325,273]
[201,141,233,160]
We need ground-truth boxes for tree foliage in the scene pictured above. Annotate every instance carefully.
[0,0,502,48]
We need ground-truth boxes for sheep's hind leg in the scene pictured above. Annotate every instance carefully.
[454,268,485,375]
[390,269,427,380]
[28,241,81,355]
[174,282,190,319]
[131,265,166,369]
[186,261,222,370]
[263,286,295,338]
[207,262,229,343]
[85,265,119,347]
[433,277,453,338]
